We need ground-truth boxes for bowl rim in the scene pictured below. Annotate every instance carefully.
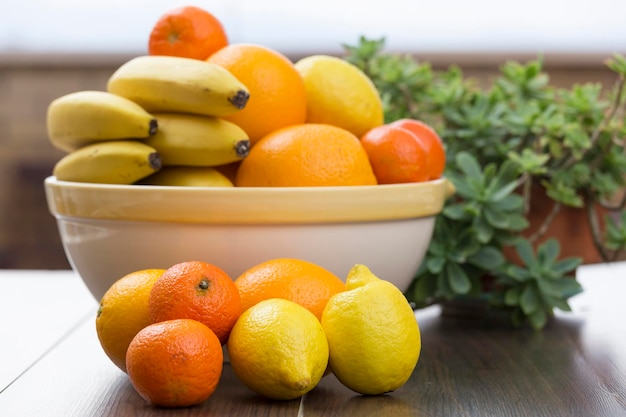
[44,176,454,224]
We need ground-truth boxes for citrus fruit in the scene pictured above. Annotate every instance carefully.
[234,258,345,320]
[138,166,234,187]
[126,319,223,407]
[96,268,165,372]
[227,298,329,400]
[295,54,384,137]
[235,123,377,187]
[360,124,430,184]
[206,43,307,145]
[148,6,228,60]
[390,118,446,180]
[321,264,421,395]
[149,260,242,345]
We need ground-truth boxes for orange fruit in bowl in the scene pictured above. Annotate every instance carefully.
[360,124,430,184]
[390,118,446,180]
[234,258,345,320]
[148,260,242,345]
[126,318,223,407]
[148,5,228,60]
[95,268,165,373]
[235,123,377,187]
[206,43,307,145]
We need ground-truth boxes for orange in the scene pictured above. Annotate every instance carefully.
[360,124,430,184]
[148,261,242,345]
[234,258,345,320]
[390,118,446,180]
[214,160,241,184]
[95,268,165,373]
[206,43,307,145]
[126,319,223,407]
[235,123,377,187]
[148,6,228,60]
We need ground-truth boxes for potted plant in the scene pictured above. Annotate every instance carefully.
[343,37,626,330]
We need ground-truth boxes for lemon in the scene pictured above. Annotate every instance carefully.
[321,264,421,395]
[227,298,329,400]
[95,268,166,372]
[294,55,384,138]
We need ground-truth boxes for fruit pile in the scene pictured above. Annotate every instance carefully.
[97,259,421,407]
[46,5,445,187]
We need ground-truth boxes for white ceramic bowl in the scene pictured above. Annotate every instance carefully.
[44,176,453,301]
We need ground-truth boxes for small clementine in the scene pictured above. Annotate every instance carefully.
[390,118,446,180]
[207,44,307,145]
[234,258,345,320]
[360,124,430,184]
[235,123,377,187]
[148,6,228,60]
[126,319,223,407]
[149,261,242,345]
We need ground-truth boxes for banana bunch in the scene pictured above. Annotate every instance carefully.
[107,55,250,117]
[47,55,252,186]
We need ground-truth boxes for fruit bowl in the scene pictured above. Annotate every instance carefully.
[44,176,453,301]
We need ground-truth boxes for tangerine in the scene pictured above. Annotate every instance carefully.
[234,258,345,320]
[148,6,228,60]
[390,118,446,180]
[235,123,377,187]
[148,261,242,345]
[207,43,307,145]
[360,124,430,184]
[126,319,223,407]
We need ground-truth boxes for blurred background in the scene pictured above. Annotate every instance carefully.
[1,0,624,270]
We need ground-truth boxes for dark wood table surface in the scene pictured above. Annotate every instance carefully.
[1,263,625,417]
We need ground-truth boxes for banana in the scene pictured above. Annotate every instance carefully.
[47,90,158,152]
[53,140,162,184]
[144,113,250,167]
[107,55,250,117]
[137,166,234,187]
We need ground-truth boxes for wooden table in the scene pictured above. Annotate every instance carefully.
[1,264,625,417]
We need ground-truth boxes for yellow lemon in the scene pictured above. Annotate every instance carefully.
[321,264,421,395]
[227,298,329,400]
[95,268,166,372]
[294,55,384,138]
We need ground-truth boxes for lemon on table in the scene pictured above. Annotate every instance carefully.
[294,54,384,138]
[227,298,329,400]
[95,268,166,372]
[321,264,421,395]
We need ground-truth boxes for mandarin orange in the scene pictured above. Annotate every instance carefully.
[390,118,446,180]
[360,124,430,184]
[148,261,242,345]
[148,6,228,60]
[126,319,223,407]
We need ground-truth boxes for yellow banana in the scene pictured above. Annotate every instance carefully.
[138,166,234,187]
[144,113,250,167]
[107,56,250,117]
[53,140,162,184]
[47,90,158,152]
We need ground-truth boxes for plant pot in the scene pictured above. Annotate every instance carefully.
[505,184,606,265]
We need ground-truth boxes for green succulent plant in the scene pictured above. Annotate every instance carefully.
[343,37,626,329]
